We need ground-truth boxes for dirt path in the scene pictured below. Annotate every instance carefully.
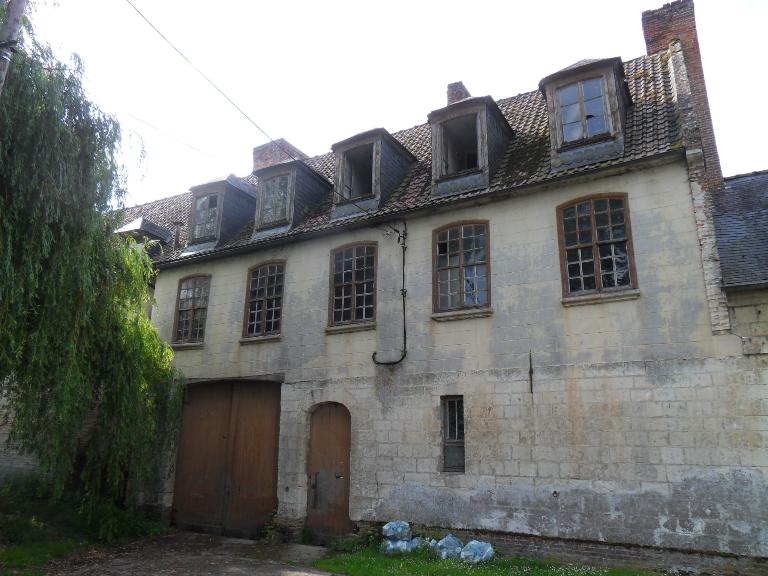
[45,532,335,576]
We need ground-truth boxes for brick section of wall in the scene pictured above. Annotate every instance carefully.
[446,82,471,106]
[252,139,307,172]
[356,520,768,575]
[642,1,730,334]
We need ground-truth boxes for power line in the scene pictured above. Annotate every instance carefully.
[126,113,217,158]
[122,0,396,230]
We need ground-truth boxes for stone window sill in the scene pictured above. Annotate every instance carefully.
[171,342,204,350]
[561,288,640,307]
[239,335,281,345]
[326,322,376,335]
[431,307,493,322]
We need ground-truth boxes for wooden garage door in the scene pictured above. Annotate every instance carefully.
[173,381,281,538]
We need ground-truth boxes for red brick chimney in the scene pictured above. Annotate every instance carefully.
[252,139,308,172]
[642,0,722,186]
[642,0,730,333]
[447,81,471,105]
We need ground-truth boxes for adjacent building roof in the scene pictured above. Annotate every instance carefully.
[118,51,681,266]
[715,170,768,288]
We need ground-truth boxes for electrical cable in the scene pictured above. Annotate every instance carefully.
[122,0,398,229]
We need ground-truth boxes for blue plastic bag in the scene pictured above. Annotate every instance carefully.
[436,533,463,559]
[382,520,412,542]
[460,540,495,563]
[380,539,410,555]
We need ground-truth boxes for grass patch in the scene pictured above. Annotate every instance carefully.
[314,547,656,576]
[0,475,168,575]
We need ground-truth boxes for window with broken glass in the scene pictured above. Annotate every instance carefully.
[244,263,284,338]
[557,78,608,144]
[442,396,465,472]
[559,196,635,296]
[260,174,290,227]
[434,222,489,312]
[192,194,219,240]
[174,276,210,343]
[340,144,374,201]
[330,244,376,325]
[440,114,479,177]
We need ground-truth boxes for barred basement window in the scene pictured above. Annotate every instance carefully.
[330,244,376,325]
[192,194,219,240]
[558,194,637,296]
[442,396,465,472]
[243,263,284,338]
[434,221,490,312]
[260,174,290,227]
[174,276,211,343]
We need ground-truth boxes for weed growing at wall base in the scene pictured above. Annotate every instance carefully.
[314,547,654,576]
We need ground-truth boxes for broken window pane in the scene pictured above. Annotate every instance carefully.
[342,143,374,200]
[561,197,633,295]
[441,114,478,176]
[558,78,608,143]
[193,194,219,240]
[175,276,211,343]
[261,175,289,226]
[435,223,489,312]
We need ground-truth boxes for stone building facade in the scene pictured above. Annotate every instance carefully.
[2,0,766,567]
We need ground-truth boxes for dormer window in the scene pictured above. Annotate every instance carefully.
[192,193,219,241]
[252,160,331,236]
[558,78,608,143]
[539,57,631,170]
[260,174,290,227]
[440,114,478,176]
[428,93,513,198]
[340,143,374,201]
[331,128,416,220]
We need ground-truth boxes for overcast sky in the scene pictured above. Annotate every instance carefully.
[30,0,768,208]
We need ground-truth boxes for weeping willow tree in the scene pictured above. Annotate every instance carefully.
[0,8,182,522]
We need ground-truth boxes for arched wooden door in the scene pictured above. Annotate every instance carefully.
[306,403,352,539]
[173,381,280,538]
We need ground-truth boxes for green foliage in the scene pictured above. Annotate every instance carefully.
[329,530,381,553]
[0,476,169,574]
[314,548,656,576]
[0,12,182,526]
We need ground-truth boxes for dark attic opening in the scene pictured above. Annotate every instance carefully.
[342,143,374,200]
[442,114,478,176]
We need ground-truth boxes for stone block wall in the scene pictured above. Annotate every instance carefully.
[153,159,767,556]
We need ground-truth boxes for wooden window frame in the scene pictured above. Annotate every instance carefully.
[436,112,482,180]
[241,260,286,339]
[432,220,491,313]
[189,193,222,242]
[441,395,465,473]
[338,143,376,204]
[552,73,614,150]
[328,242,378,327]
[172,274,212,344]
[556,193,638,298]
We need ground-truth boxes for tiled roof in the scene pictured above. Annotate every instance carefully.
[119,51,681,265]
[715,170,768,288]
[117,192,192,247]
